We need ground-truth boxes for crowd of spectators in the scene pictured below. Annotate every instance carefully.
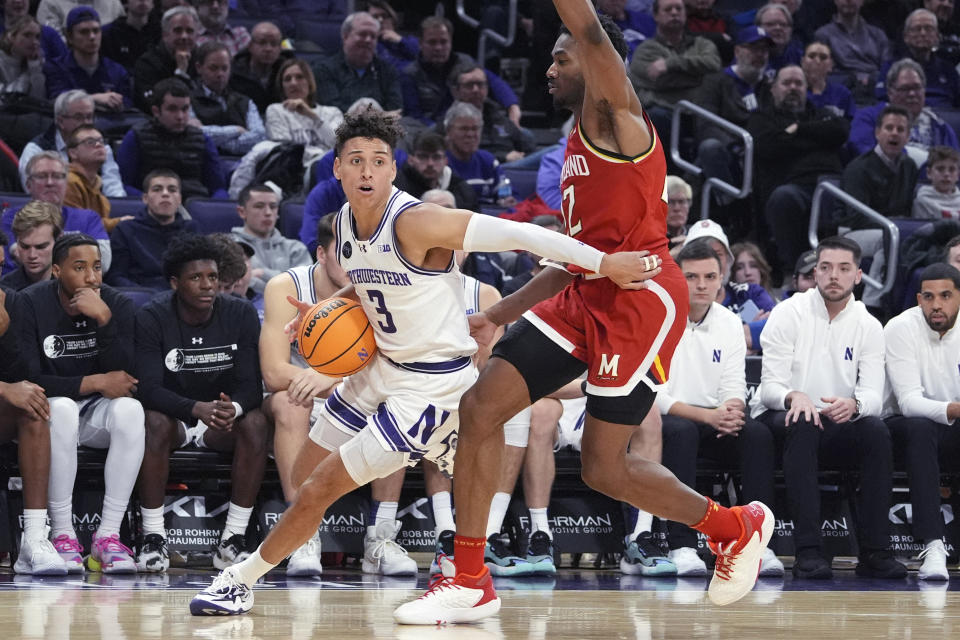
[2,0,960,585]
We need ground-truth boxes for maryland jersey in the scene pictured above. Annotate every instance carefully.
[560,114,669,274]
[287,263,323,369]
[334,187,477,364]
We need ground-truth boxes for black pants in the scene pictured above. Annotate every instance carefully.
[661,415,776,549]
[761,411,893,552]
[887,416,960,542]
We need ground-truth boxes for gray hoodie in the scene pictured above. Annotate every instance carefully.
[231,226,312,293]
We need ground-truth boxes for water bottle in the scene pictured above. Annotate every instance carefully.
[496,176,512,201]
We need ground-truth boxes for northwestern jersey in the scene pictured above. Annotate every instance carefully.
[559,115,669,274]
[286,263,323,369]
[334,187,476,363]
[461,274,482,316]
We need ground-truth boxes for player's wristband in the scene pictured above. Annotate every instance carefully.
[462,214,604,274]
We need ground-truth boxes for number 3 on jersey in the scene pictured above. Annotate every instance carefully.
[367,290,396,333]
[561,185,582,237]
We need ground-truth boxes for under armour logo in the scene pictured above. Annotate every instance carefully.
[192,337,203,345]
[359,243,368,253]
[74,320,87,328]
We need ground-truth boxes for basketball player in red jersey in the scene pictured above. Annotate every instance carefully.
[395,0,775,624]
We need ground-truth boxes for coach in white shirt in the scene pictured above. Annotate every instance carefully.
[884,262,960,581]
[752,236,905,580]
[658,241,781,577]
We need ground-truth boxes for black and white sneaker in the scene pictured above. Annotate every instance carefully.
[213,534,250,570]
[135,534,170,573]
[190,567,254,616]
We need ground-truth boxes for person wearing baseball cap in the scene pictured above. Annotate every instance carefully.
[35,0,124,37]
[43,6,133,111]
[785,250,818,298]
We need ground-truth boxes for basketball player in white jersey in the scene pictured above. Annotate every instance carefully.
[190,108,660,616]
[258,213,348,576]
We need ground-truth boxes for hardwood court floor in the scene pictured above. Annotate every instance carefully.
[0,568,957,639]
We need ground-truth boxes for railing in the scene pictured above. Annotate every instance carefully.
[669,100,754,220]
[808,181,900,295]
[454,0,517,67]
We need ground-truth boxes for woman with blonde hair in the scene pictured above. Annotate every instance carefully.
[730,241,776,299]
[0,15,45,98]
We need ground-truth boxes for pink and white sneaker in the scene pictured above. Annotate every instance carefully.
[52,534,84,573]
[706,501,775,606]
[87,533,137,574]
[393,556,501,625]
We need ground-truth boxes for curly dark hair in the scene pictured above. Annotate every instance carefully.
[206,233,248,285]
[558,12,628,62]
[334,106,404,157]
[162,233,221,281]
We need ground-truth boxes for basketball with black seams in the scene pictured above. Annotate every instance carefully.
[297,297,377,376]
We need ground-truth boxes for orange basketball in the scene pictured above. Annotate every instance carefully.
[297,297,377,377]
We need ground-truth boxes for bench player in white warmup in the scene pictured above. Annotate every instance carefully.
[189,107,661,615]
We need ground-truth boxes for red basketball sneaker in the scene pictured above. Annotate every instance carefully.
[707,501,775,606]
[393,556,501,624]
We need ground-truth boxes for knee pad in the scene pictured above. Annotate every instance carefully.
[107,397,145,437]
[503,406,531,448]
[48,397,79,443]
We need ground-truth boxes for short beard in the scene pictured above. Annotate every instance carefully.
[818,284,854,302]
[926,310,959,333]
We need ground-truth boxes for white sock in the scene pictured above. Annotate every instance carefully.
[529,507,552,540]
[97,495,129,538]
[373,501,398,528]
[140,506,165,537]
[232,548,276,587]
[431,491,455,535]
[22,509,47,540]
[631,509,654,540]
[222,503,254,540]
[486,492,512,538]
[48,498,75,539]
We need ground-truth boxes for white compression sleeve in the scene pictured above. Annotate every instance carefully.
[462,214,604,274]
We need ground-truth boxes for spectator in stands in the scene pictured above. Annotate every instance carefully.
[849,59,959,168]
[535,136,566,211]
[753,235,906,580]
[230,184,310,294]
[134,232,267,574]
[875,9,960,108]
[194,0,249,56]
[666,174,691,255]
[108,169,196,290]
[1,200,61,290]
[191,40,265,155]
[19,232,144,574]
[448,61,536,164]
[692,25,771,219]
[64,124,131,231]
[813,0,890,102]
[659,240,780,577]
[443,101,508,205]
[119,78,228,199]
[0,0,67,61]
[802,40,855,120]
[596,0,656,61]
[629,0,720,157]
[312,11,402,116]
[927,0,960,65]
[499,213,559,295]
[133,5,199,111]
[748,65,849,279]
[731,241,776,300]
[101,0,162,72]
[393,130,478,211]
[914,145,960,219]
[884,262,960,581]
[205,232,247,294]
[782,249,817,298]
[259,214,346,576]
[949,235,960,270]
[361,0,418,73]
[401,15,521,126]
[37,0,124,36]
[266,58,343,168]
[44,7,132,110]
[3,152,111,273]
[756,3,803,77]
[0,270,65,575]
[19,90,126,198]
[0,15,45,98]
[229,21,291,115]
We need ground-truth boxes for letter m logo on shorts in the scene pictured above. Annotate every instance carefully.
[844,347,853,361]
[598,353,620,378]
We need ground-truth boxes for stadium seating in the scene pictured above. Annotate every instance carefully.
[502,168,538,201]
[0,192,29,217]
[279,200,305,241]
[109,197,145,219]
[185,198,243,233]
[117,286,159,308]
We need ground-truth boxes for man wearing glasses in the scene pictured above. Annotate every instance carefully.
[875,9,960,108]
[394,131,478,211]
[18,90,126,197]
[65,125,133,232]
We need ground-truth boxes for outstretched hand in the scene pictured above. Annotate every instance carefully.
[468,312,498,349]
[283,296,315,344]
[598,251,662,290]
